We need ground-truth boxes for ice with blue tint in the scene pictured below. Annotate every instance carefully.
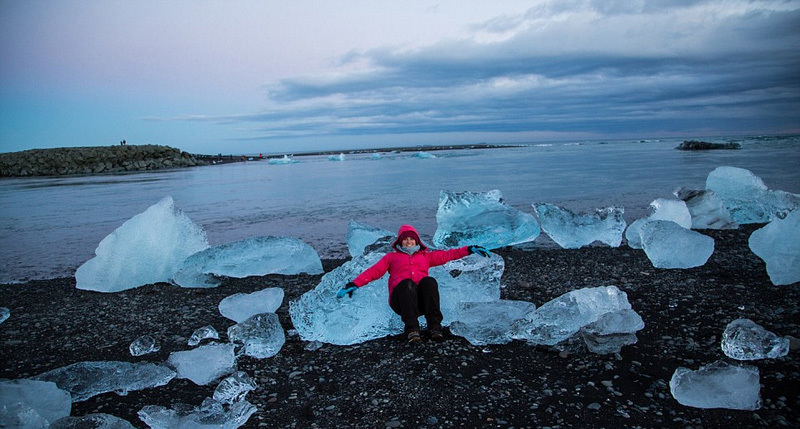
[218,288,284,323]
[213,372,257,405]
[670,360,761,410]
[138,397,256,429]
[721,318,789,360]
[0,379,71,428]
[674,187,738,230]
[625,198,691,249]
[371,153,383,159]
[0,307,9,324]
[289,238,504,345]
[580,309,645,355]
[75,196,209,292]
[533,203,626,248]
[129,335,160,356]
[167,343,236,386]
[706,166,800,224]
[414,151,436,159]
[345,220,392,257]
[749,210,800,285]
[32,361,176,402]
[640,220,714,269]
[433,189,540,249]
[227,313,285,359]
[449,300,536,345]
[268,155,297,164]
[328,153,345,161]
[50,413,136,429]
[172,236,323,288]
[189,325,220,346]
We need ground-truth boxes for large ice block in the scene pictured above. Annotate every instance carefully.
[669,360,761,410]
[167,343,236,386]
[138,397,256,429]
[0,379,71,428]
[748,210,800,285]
[219,288,284,323]
[674,187,738,230]
[449,300,536,345]
[533,203,626,248]
[227,313,285,359]
[49,413,136,429]
[640,220,714,269]
[345,220,392,257]
[706,166,800,224]
[721,318,789,360]
[625,198,692,249]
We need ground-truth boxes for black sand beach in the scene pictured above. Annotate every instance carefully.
[1,225,798,428]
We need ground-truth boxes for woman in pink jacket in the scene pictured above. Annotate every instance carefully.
[338,224,490,343]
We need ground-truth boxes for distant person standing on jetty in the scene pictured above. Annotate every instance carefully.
[338,224,490,343]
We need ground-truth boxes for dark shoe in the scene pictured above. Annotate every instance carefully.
[430,329,445,341]
[407,331,421,343]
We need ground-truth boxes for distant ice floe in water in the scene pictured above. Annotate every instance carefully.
[721,318,789,360]
[674,187,738,230]
[625,198,692,249]
[268,154,297,164]
[413,151,436,158]
[670,360,761,410]
[172,236,323,288]
[75,196,209,293]
[345,220,392,257]
[328,153,345,161]
[640,220,714,269]
[219,287,284,323]
[533,203,626,249]
[706,166,800,224]
[749,209,800,285]
[371,153,382,159]
[433,189,540,249]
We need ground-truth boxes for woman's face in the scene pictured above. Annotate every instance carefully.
[401,236,417,247]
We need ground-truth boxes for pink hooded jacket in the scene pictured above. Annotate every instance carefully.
[352,224,470,299]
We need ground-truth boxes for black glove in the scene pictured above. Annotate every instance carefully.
[337,282,358,298]
[468,245,491,257]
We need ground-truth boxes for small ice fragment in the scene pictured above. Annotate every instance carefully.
[219,288,284,323]
[167,343,237,386]
[669,360,761,410]
[721,318,789,360]
[129,335,160,356]
[138,397,256,429]
[0,307,9,324]
[227,313,285,359]
[213,371,257,405]
[189,325,220,346]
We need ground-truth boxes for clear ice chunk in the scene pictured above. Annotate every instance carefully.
[32,361,176,402]
[218,288,284,323]
[625,198,692,249]
[75,196,209,292]
[172,236,323,288]
[0,306,9,324]
[640,220,714,269]
[268,154,297,164]
[669,360,761,410]
[189,325,220,346]
[449,300,536,345]
[49,413,136,429]
[533,203,626,248]
[433,189,540,249]
[674,187,738,230]
[0,379,72,427]
[579,309,645,354]
[706,166,800,224]
[721,318,790,360]
[748,210,800,285]
[345,220,392,257]
[129,335,160,356]
[138,397,256,429]
[227,313,285,359]
[413,151,436,159]
[167,343,236,386]
[213,371,257,405]
[328,153,345,161]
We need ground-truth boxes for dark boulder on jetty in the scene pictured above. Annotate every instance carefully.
[676,140,741,150]
[0,145,207,177]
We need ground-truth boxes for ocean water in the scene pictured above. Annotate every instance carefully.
[1,135,798,284]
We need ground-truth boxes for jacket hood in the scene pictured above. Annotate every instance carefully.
[392,224,428,251]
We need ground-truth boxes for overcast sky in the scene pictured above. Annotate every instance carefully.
[1,0,798,154]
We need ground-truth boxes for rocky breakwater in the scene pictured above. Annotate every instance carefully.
[0,145,207,177]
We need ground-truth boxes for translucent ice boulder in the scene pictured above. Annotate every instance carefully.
[669,360,761,410]
[721,318,789,360]
[579,309,645,355]
[449,300,536,345]
[533,203,626,248]
[748,210,800,285]
[433,189,540,249]
[189,325,220,346]
[328,153,345,161]
[167,343,236,386]
[227,313,285,359]
[0,379,71,427]
[706,166,800,224]
[172,236,323,288]
[50,413,136,429]
[625,198,692,249]
[33,361,176,402]
[346,220,392,257]
[138,397,256,429]
[268,155,297,165]
[75,196,209,292]
[213,371,257,405]
[129,335,160,356]
[219,288,284,323]
[640,220,714,269]
[674,187,738,230]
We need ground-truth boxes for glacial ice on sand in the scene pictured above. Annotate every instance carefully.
[669,360,761,410]
[706,166,800,224]
[625,198,691,249]
[227,313,286,359]
[172,236,323,288]
[129,335,160,356]
[138,397,256,429]
[346,220,392,257]
[32,361,176,402]
[674,187,738,229]
[219,288,284,323]
[449,300,536,345]
[0,379,71,428]
[75,196,209,292]
[579,309,645,355]
[748,210,800,285]
[50,413,136,429]
[213,371,257,405]
[0,306,9,324]
[640,220,714,269]
[189,325,220,346]
[167,343,236,386]
[721,318,789,360]
[433,189,540,249]
[533,203,626,248]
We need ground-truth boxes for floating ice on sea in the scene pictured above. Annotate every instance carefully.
[138,397,256,429]
[669,360,761,410]
[328,153,345,161]
[0,306,9,324]
[625,198,691,249]
[49,413,136,429]
[32,361,176,402]
[268,155,297,165]
[189,325,220,346]
[580,309,645,355]
[219,288,284,323]
[433,189,540,249]
[640,220,714,269]
[172,236,323,288]
[129,335,160,356]
[414,151,435,159]
[674,187,738,229]
[167,343,236,386]
[371,153,382,159]
[449,300,536,345]
[213,371,257,405]
[75,196,209,292]
[0,379,71,428]
[721,318,789,360]
[533,203,626,248]
[345,220,392,257]
[706,166,800,223]
[748,210,800,285]
[227,313,285,359]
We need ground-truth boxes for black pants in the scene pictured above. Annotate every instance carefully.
[389,276,443,333]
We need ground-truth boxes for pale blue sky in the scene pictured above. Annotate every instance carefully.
[1,0,798,155]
